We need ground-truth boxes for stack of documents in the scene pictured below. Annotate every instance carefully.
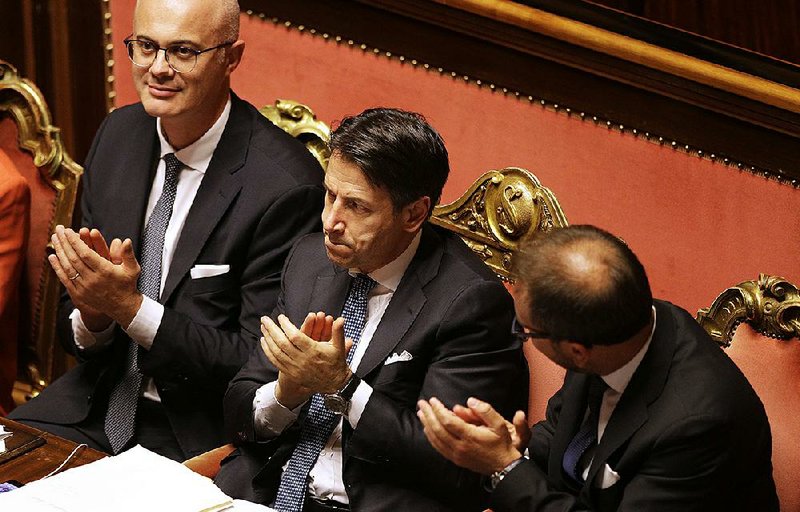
[0,445,244,511]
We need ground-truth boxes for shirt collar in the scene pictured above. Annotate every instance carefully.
[350,231,422,294]
[601,305,657,395]
[156,96,232,174]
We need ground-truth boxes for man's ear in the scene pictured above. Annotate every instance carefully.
[402,196,431,232]
[564,341,592,370]
[225,40,245,74]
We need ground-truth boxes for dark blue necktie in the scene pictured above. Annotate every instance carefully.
[273,274,377,512]
[562,375,608,484]
[104,153,183,454]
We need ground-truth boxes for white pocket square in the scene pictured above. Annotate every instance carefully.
[597,463,621,489]
[190,264,230,279]
[384,350,413,365]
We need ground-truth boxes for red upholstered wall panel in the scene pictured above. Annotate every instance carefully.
[108,2,800,315]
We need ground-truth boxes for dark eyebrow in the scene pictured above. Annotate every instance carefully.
[133,35,201,47]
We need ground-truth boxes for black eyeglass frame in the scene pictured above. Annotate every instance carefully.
[511,317,553,342]
[511,317,595,348]
[123,37,235,74]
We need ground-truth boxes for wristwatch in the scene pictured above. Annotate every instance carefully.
[489,457,525,491]
[323,372,361,415]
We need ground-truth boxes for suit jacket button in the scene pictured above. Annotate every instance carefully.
[238,431,247,441]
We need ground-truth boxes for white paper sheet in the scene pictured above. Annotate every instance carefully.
[0,445,239,512]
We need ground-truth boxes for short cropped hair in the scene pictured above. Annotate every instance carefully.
[329,108,449,216]
[217,0,240,43]
[514,225,653,346]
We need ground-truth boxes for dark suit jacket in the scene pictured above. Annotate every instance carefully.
[11,93,324,457]
[215,226,529,511]
[491,300,778,512]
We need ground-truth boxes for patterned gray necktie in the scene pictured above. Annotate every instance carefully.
[104,153,183,454]
[273,274,377,512]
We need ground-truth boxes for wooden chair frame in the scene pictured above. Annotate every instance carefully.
[431,167,568,281]
[697,274,800,346]
[0,61,83,403]
[259,99,331,170]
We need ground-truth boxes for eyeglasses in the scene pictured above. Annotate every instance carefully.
[511,317,553,342]
[124,38,235,74]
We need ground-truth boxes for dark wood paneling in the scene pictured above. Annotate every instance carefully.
[241,0,800,183]
[0,0,106,164]
[590,0,800,65]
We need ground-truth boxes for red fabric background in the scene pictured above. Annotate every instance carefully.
[109,2,800,315]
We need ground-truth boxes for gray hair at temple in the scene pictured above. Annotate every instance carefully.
[217,0,240,46]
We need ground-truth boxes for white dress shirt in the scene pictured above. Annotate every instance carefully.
[70,98,232,402]
[580,306,657,483]
[252,231,423,503]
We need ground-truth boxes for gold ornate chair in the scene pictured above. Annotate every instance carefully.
[259,99,331,170]
[697,274,800,510]
[432,167,568,424]
[0,61,83,408]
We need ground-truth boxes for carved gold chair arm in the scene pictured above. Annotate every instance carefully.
[697,274,800,346]
[259,99,331,170]
[431,167,568,282]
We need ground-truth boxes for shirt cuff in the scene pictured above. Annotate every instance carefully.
[345,380,373,428]
[123,295,163,350]
[253,381,304,437]
[71,308,115,351]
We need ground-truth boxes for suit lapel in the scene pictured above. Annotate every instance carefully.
[549,373,592,486]
[307,265,351,321]
[355,226,440,377]
[160,96,249,303]
[585,302,676,487]
[105,111,159,256]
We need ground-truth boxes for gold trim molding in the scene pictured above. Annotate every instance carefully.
[431,167,568,281]
[242,10,798,190]
[101,0,116,112]
[259,99,331,170]
[0,60,83,398]
[437,0,800,115]
[697,274,800,346]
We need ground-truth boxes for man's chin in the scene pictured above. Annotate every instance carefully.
[324,244,353,268]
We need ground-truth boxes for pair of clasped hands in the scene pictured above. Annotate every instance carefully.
[48,226,142,332]
[260,312,354,411]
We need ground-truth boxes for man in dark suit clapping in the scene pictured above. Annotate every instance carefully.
[216,107,528,512]
[11,0,324,461]
[419,225,778,512]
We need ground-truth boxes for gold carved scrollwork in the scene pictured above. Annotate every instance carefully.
[0,60,83,399]
[696,274,800,346]
[259,99,331,170]
[431,167,567,281]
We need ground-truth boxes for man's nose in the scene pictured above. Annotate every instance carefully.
[149,48,174,76]
[323,205,344,234]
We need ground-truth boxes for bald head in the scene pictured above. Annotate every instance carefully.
[135,0,240,45]
[515,225,652,346]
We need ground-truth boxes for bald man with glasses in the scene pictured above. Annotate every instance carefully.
[10,0,324,462]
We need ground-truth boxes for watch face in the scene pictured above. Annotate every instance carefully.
[323,394,349,415]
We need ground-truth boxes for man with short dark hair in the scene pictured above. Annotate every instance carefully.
[10,0,324,461]
[418,225,778,511]
[215,108,528,511]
